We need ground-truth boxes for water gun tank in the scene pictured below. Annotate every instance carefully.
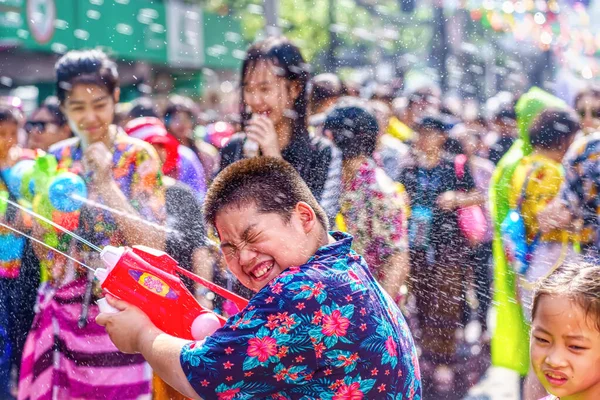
[48,172,87,212]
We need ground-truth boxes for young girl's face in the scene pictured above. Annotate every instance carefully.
[531,295,600,399]
[243,60,299,130]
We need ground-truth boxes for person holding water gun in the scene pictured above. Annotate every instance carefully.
[18,49,165,400]
[530,259,600,400]
[97,156,422,399]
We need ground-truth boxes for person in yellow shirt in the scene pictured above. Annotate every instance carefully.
[508,108,580,400]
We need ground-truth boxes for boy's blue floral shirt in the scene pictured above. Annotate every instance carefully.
[180,232,421,400]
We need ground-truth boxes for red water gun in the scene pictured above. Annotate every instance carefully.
[94,245,249,340]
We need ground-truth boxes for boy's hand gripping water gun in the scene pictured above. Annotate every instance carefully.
[95,245,249,340]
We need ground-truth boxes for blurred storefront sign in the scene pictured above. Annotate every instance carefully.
[0,0,243,69]
[167,2,203,68]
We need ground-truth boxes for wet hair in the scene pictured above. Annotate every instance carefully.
[240,36,310,138]
[129,97,159,119]
[529,108,581,150]
[323,105,379,160]
[0,106,20,124]
[38,96,67,126]
[55,49,119,104]
[532,259,600,331]
[164,95,196,127]
[309,73,343,114]
[204,157,328,232]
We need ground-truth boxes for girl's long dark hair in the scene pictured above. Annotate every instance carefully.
[240,37,310,139]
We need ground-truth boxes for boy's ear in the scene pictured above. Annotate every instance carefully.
[295,202,317,233]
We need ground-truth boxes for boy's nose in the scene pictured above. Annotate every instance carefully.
[238,247,258,268]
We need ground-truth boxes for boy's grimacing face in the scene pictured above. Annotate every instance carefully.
[215,202,318,293]
[531,295,600,400]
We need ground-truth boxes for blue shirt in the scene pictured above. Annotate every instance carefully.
[180,232,421,399]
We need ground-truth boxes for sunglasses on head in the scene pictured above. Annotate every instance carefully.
[24,121,56,133]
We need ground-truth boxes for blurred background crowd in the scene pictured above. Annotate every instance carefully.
[2,0,600,399]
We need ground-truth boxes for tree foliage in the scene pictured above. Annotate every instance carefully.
[200,0,433,65]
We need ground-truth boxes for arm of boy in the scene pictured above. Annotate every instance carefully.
[96,295,203,400]
[83,142,166,249]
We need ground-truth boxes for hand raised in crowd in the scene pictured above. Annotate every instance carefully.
[244,114,281,158]
[83,142,114,187]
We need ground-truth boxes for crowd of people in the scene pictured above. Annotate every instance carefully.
[0,34,599,400]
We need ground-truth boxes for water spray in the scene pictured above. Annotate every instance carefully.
[0,162,248,340]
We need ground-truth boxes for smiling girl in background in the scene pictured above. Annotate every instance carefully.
[219,36,341,221]
[530,259,600,400]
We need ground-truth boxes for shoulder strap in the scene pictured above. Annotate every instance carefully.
[516,162,543,211]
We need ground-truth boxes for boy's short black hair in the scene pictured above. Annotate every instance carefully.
[323,104,379,160]
[204,157,329,232]
[529,108,581,150]
[55,49,119,103]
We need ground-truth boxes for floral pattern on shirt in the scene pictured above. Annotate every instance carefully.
[559,132,600,248]
[45,133,165,277]
[0,174,24,278]
[180,232,421,400]
[0,149,40,278]
[338,159,409,279]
